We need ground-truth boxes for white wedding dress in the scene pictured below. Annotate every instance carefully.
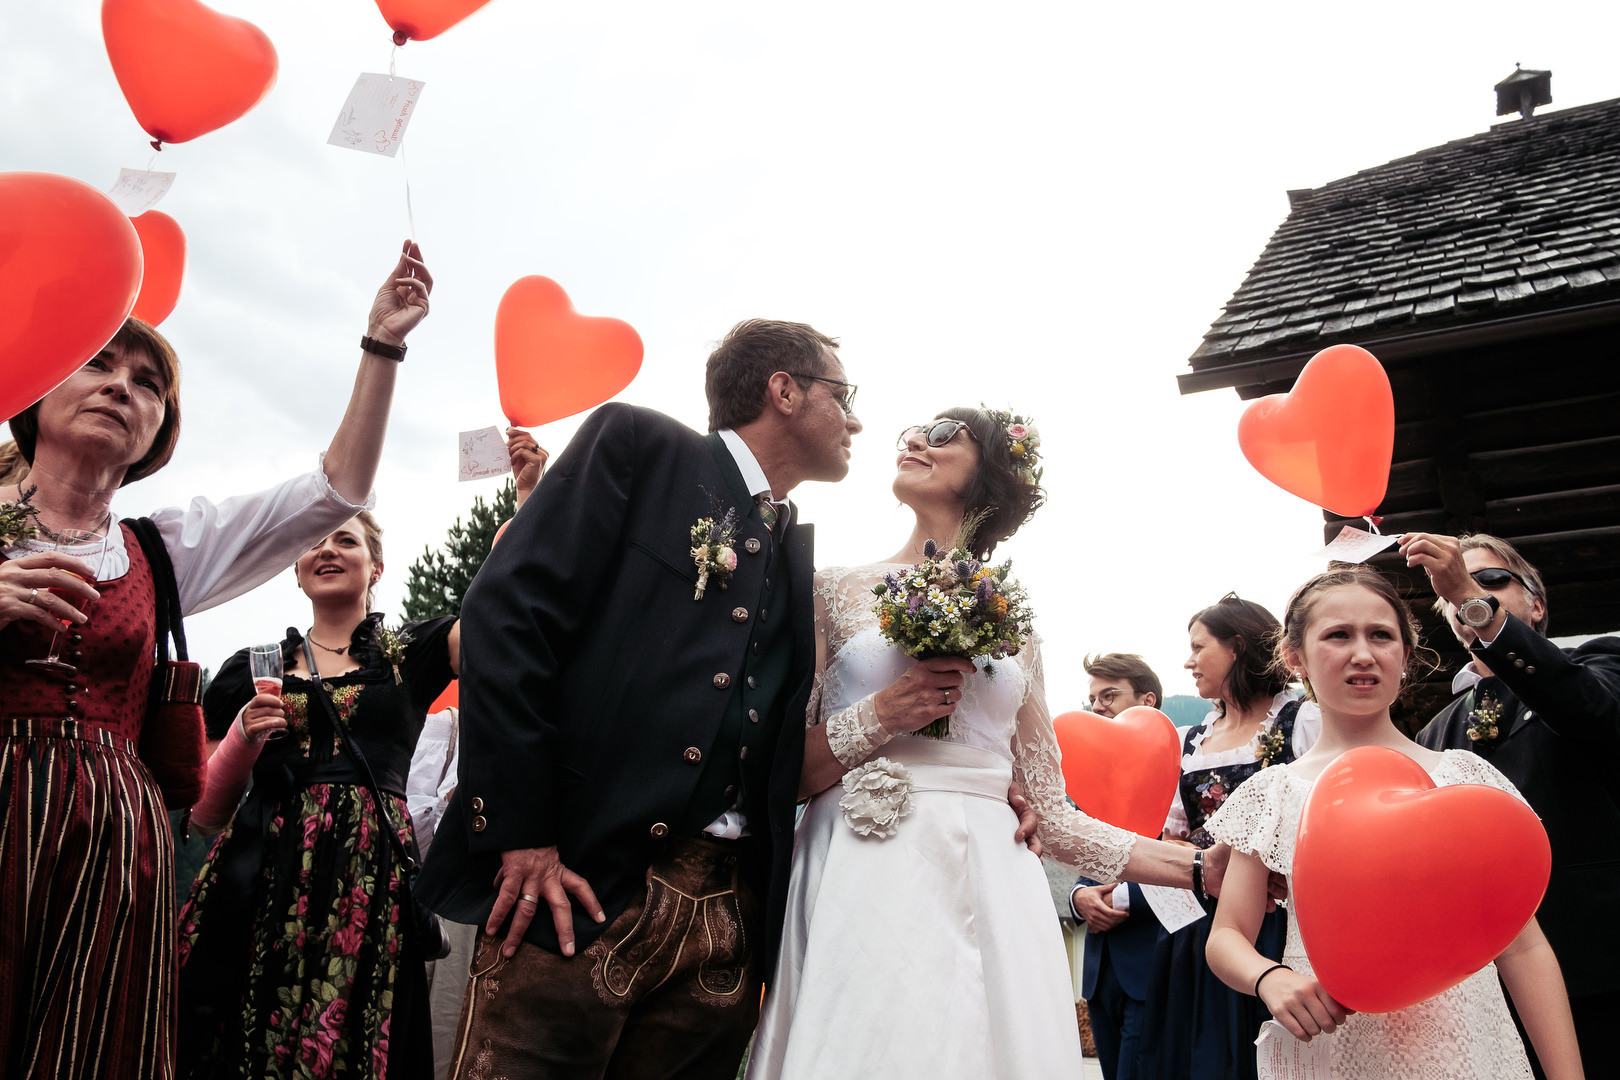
[747,566,1140,1079]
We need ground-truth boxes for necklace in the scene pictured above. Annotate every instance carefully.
[18,485,114,543]
[307,631,350,655]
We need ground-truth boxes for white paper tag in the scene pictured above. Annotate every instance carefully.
[459,427,510,482]
[1255,1020,1332,1079]
[1139,883,1208,934]
[1319,525,1399,563]
[107,168,177,215]
[328,74,426,157]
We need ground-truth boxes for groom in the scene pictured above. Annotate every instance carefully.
[418,319,861,1079]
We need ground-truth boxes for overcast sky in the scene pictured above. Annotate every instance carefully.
[5,1,1617,712]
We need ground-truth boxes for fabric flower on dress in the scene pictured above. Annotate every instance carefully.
[839,757,914,839]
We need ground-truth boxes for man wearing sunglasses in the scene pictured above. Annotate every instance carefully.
[1066,654,1167,1080]
[1406,531,1620,1078]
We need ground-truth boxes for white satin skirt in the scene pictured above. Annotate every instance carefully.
[748,739,1084,1079]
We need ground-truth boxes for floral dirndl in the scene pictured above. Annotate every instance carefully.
[176,615,454,1080]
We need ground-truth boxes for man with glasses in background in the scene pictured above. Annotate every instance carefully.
[1408,532,1620,1079]
[1066,654,1167,1080]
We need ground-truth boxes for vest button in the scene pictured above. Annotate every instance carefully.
[1525,665,1536,675]
[68,632,84,646]
[470,797,485,813]
[747,676,758,690]
[748,709,760,723]
[684,746,703,764]
[744,538,761,555]
[471,815,487,832]
[724,784,738,798]
[65,684,80,695]
[759,609,768,622]
[739,746,749,760]
[650,822,669,838]
[732,607,749,623]
[67,651,83,664]
[713,673,731,689]
[765,578,771,589]
[1514,659,1525,669]
[752,642,760,655]
[65,700,81,714]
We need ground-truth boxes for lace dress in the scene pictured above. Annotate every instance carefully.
[747,566,1139,1079]
[1204,751,1534,1078]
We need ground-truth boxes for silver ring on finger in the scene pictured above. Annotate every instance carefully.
[942,689,951,705]
[28,587,38,604]
[520,893,542,905]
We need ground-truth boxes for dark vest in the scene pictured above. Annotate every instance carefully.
[677,479,796,834]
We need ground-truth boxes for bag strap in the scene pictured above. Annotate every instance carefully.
[123,516,187,663]
[301,637,417,871]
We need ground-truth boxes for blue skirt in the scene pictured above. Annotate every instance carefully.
[1134,896,1286,1080]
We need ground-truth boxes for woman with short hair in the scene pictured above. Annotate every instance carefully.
[0,241,431,1080]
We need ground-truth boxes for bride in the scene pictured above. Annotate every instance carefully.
[749,409,1222,1078]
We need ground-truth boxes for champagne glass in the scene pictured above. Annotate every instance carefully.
[26,528,108,678]
[248,643,288,741]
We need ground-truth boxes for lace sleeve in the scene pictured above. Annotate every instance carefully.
[1203,767,1303,876]
[1010,636,1138,882]
[808,568,891,769]
[1439,750,1532,805]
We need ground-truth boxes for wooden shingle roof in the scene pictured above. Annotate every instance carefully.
[1184,96,1620,390]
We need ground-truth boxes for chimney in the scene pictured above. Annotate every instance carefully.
[1494,66,1552,120]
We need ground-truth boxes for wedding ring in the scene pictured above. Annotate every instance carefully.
[942,689,951,705]
[28,588,38,604]
[519,893,542,905]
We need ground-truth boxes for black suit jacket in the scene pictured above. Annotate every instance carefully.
[1415,616,1620,998]
[418,404,815,979]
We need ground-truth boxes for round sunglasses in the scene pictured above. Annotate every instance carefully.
[896,419,977,451]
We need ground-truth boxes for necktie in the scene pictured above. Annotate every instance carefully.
[755,493,779,531]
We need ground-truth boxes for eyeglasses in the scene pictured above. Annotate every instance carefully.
[1086,687,1137,711]
[896,419,978,451]
[1470,567,1530,592]
[788,373,858,415]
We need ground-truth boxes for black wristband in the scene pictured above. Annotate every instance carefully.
[360,335,407,361]
[1191,849,1204,897]
[1254,962,1291,997]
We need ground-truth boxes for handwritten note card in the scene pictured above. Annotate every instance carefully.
[1319,525,1399,564]
[1139,884,1209,934]
[328,74,426,158]
[459,427,510,482]
[1255,1020,1331,1079]
[107,168,176,215]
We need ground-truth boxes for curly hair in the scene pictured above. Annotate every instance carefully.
[933,407,1046,559]
[1187,593,1289,717]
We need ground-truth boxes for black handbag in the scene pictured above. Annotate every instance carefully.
[300,637,451,961]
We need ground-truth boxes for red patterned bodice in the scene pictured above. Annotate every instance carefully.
[0,523,158,741]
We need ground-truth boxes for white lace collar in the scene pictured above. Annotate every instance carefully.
[1183,690,1300,766]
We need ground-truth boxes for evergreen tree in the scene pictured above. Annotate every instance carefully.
[401,479,518,620]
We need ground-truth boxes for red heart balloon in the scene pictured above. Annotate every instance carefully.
[130,210,186,326]
[1236,343,1394,517]
[1293,746,1550,1013]
[374,0,495,43]
[494,276,644,427]
[102,0,278,146]
[0,173,143,422]
[1052,707,1182,838]
[429,679,458,714]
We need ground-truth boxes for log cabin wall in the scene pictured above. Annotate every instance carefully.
[1179,92,1620,730]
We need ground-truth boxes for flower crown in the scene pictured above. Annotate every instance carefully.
[982,407,1042,485]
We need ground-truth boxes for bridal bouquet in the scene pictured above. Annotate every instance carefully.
[870,539,1034,737]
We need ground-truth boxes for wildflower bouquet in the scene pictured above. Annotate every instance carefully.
[870,538,1034,737]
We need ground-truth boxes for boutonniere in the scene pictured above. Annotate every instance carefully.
[690,508,740,600]
[1254,719,1287,768]
[375,623,413,685]
[0,495,41,549]
[1467,690,1504,744]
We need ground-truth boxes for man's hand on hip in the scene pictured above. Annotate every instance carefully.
[489,846,605,958]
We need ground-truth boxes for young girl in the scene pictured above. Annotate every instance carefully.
[1203,565,1583,1078]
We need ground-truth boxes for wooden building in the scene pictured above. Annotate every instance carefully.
[1178,73,1620,720]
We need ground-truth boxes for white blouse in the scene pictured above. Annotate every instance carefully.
[4,454,373,617]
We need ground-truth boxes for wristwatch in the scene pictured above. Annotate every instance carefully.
[1456,594,1500,629]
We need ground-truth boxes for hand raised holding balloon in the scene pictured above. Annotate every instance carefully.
[367,240,433,347]
[505,428,548,506]
[1396,532,1476,606]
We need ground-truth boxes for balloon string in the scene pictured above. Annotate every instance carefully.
[1364,515,1381,535]
[144,151,158,172]
[390,44,398,79]
[401,142,417,241]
